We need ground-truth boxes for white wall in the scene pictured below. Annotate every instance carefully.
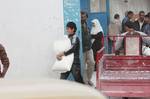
[109,0,150,21]
[0,0,64,78]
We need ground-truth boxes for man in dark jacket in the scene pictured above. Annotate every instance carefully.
[0,44,9,78]
[115,21,150,55]
[134,11,147,32]
[57,22,83,83]
[122,11,134,32]
[81,11,95,86]
[144,14,150,35]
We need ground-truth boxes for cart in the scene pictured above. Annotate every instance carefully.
[96,35,150,98]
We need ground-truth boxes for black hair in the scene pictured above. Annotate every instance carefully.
[66,22,77,33]
[147,12,150,17]
[145,14,149,18]
[81,11,88,18]
[139,11,145,15]
[125,21,135,29]
[127,11,134,15]
[114,14,120,19]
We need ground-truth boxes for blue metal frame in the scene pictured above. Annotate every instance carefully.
[80,0,110,35]
[80,0,110,53]
[106,0,110,27]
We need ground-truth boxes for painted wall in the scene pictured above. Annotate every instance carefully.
[0,0,64,79]
[109,0,150,21]
[1,0,149,79]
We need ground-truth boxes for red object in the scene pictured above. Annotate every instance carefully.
[96,36,150,97]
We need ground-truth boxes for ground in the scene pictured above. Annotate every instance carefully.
[108,97,150,99]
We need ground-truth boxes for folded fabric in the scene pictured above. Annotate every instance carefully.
[52,36,74,72]
[143,46,150,56]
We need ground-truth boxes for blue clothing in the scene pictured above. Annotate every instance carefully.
[122,17,129,24]
[122,17,129,32]
[144,24,150,35]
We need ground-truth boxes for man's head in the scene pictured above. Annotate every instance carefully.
[125,21,135,33]
[139,11,145,22]
[147,14,150,24]
[114,14,120,20]
[66,22,77,36]
[81,11,88,23]
[144,14,150,24]
[127,11,134,19]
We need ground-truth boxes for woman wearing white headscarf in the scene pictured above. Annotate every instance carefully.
[91,19,104,65]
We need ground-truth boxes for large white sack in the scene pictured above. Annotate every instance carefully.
[52,36,74,72]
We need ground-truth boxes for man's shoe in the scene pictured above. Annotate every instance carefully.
[88,81,94,86]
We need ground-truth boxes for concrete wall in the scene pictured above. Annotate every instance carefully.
[1,0,149,79]
[110,0,150,21]
[0,0,64,78]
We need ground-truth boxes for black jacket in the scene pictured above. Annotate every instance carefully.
[91,32,103,51]
[81,22,92,52]
[64,36,80,65]
[134,21,147,32]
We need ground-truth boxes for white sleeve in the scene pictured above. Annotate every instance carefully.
[115,32,127,51]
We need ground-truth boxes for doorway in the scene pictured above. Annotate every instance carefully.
[80,0,110,35]
[63,0,110,80]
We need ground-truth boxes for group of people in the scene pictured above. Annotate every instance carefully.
[56,10,150,85]
[109,11,150,54]
[56,11,104,86]
[109,11,150,36]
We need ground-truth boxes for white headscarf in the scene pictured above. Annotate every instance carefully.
[91,19,104,35]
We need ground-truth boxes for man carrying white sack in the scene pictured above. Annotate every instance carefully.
[115,21,150,55]
[56,22,83,83]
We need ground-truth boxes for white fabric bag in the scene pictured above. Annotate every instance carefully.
[52,36,74,72]
[142,46,150,56]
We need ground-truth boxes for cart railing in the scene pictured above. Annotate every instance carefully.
[96,35,150,90]
[103,35,150,54]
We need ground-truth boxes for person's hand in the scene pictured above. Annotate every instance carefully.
[56,52,64,61]
[56,55,62,60]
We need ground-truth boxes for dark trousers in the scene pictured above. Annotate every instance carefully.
[108,38,113,54]
[60,64,84,84]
